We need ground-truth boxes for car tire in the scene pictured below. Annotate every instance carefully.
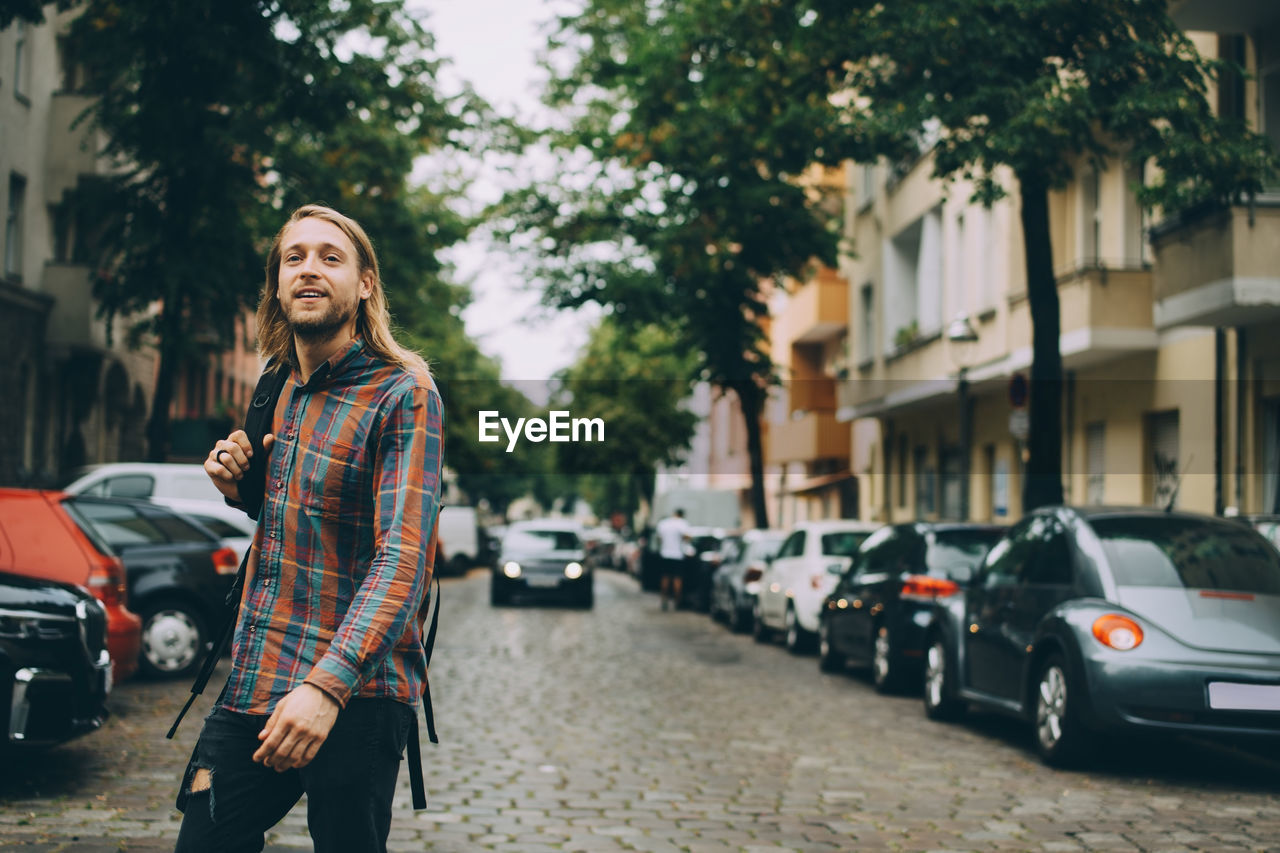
[784,606,813,654]
[923,636,966,722]
[871,623,907,693]
[731,601,753,634]
[818,617,844,673]
[1033,653,1094,767]
[752,602,772,643]
[139,600,207,679]
[490,584,508,607]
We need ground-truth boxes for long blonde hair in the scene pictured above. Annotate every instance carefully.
[257,204,429,375]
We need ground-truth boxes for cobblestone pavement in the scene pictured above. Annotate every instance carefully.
[3,569,1279,852]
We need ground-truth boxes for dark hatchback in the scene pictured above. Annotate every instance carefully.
[819,523,1004,691]
[923,507,1280,766]
[68,497,238,679]
[491,520,593,608]
[1,572,112,746]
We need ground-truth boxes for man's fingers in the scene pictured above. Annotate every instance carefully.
[263,433,276,454]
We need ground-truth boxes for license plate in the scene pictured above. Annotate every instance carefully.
[1207,682,1280,711]
[525,575,561,589]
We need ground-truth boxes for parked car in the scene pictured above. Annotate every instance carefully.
[682,528,736,612]
[1,572,113,746]
[923,507,1280,767]
[436,506,480,576]
[756,520,882,652]
[491,519,593,608]
[818,522,1005,691]
[64,462,224,503]
[67,496,239,679]
[0,489,141,683]
[155,497,257,562]
[709,529,788,633]
[1240,514,1280,552]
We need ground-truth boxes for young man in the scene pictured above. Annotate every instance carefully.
[177,204,443,853]
[655,508,691,610]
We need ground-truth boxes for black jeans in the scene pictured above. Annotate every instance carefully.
[174,699,414,853]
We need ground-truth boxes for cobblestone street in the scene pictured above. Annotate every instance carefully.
[2,569,1279,852]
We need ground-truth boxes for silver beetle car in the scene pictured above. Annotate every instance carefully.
[923,507,1280,766]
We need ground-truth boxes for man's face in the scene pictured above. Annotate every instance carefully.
[277,217,373,343]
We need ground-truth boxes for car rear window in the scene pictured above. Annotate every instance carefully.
[1092,516,1280,594]
[188,515,248,539]
[926,529,1004,582]
[504,529,581,552]
[71,501,168,547]
[150,513,216,544]
[821,531,871,558]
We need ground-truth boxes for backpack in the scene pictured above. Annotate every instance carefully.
[167,362,442,810]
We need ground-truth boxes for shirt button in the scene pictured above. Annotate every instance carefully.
[248,626,256,633]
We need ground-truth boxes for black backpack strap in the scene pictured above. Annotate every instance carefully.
[407,576,441,810]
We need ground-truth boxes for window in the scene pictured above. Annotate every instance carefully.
[1093,516,1280,594]
[1081,169,1101,266]
[151,512,215,544]
[897,434,908,508]
[100,474,154,499]
[71,502,167,548]
[5,174,26,280]
[978,521,1033,588]
[926,528,1004,583]
[1148,410,1180,508]
[858,283,874,363]
[821,531,871,558]
[856,162,875,210]
[1085,422,1105,505]
[503,528,582,553]
[776,531,807,559]
[188,515,248,540]
[913,446,935,517]
[13,21,30,101]
[1022,516,1073,586]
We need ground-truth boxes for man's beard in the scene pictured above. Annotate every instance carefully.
[287,301,357,343]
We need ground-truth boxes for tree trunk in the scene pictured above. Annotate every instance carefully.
[1017,173,1065,511]
[731,378,770,529]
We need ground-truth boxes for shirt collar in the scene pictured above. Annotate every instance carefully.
[295,336,366,391]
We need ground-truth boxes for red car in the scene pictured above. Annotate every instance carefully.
[0,489,142,683]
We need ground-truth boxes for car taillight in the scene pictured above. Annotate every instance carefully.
[1092,614,1144,651]
[212,547,240,576]
[743,564,764,584]
[88,556,128,607]
[900,574,960,602]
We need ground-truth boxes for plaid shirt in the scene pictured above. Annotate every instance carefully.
[219,337,443,713]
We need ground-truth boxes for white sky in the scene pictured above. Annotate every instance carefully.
[413,0,598,385]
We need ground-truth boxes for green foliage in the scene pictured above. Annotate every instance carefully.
[62,0,517,465]
[554,318,700,523]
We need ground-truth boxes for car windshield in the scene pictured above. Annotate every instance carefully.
[504,528,581,553]
[746,536,786,562]
[821,531,871,558]
[1092,516,1280,594]
[926,529,1005,582]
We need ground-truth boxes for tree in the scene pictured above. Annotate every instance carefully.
[532,0,1276,513]
[554,318,700,527]
[502,0,840,527]
[65,0,475,461]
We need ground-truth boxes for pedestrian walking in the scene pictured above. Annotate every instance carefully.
[655,508,691,610]
[174,204,444,853]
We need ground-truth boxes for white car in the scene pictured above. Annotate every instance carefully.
[65,462,224,503]
[755,520,882,653]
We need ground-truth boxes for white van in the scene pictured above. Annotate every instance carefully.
[437,505,479,576]
[64,463,225,503]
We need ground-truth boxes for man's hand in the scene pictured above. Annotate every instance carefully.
[204,430,275,502]
[253,683,340,772]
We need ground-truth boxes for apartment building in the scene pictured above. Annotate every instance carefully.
[836,6,1279,523]
[0,7,261,485]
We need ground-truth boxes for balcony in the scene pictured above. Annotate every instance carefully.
[45,93,100,203]
[1150,201,1280,329]
[780,266,849,345]
[768,411,849,464]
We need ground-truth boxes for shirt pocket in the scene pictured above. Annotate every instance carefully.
[297,435,369,521]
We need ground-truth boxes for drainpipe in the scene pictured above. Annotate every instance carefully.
[884,418,894,524]
[1215,328,1225,516]
[1236,328,1246,512]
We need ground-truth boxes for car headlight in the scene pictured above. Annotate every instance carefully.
[502,561,522,579]
[564,561,583,580]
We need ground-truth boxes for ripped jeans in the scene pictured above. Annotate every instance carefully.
[174,699,414,853]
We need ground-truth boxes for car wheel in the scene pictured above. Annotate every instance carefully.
[871,623,906,693]
[1034,653,1094,767]
[818,617,844,673]
[752,602,772,643]
[139,600,206,679]
[731,601,753,634]
[923,637,965,721]
[784,606,812,654]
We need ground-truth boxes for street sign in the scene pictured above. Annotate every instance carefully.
[1009,409,1030,441]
